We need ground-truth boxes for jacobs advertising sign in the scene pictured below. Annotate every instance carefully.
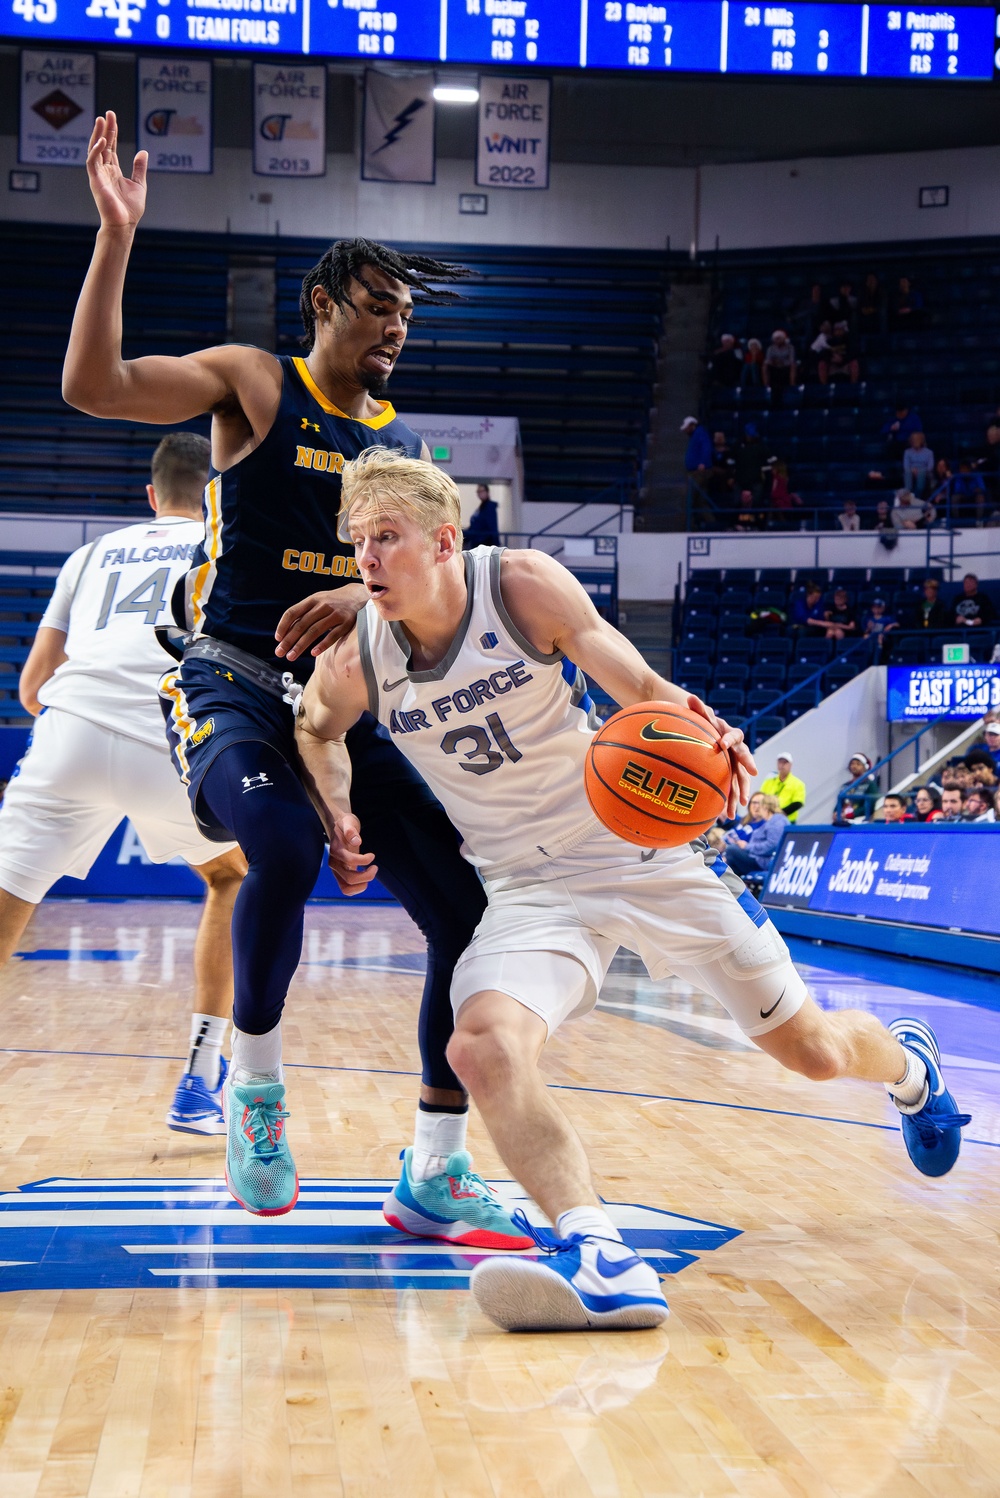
[763,826,1000,938]
[887,664,1000,722]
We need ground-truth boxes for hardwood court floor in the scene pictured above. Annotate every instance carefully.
[1,898,998,1498]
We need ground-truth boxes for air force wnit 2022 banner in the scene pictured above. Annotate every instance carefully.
[764,826,1000,939]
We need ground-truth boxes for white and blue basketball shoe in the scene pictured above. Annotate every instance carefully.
[888,1017,971,1178]
[166,1056,228,1136]
[470,1212,669,1331]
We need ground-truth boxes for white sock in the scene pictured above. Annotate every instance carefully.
[186,1013,228,1089]
[556,1205,624,1245]
[886,1048,929,1113]
[411,1107,468,1182]
[231,1022,283,1085]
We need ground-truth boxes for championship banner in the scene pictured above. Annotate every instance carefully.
[362,69,435,185]
[476,75,549,191]
[137,57,212,174]
[19,50,95,167]
[252,63,325,178]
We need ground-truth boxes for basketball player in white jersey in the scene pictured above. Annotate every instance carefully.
[0,434,246,1134]
[295,447,969,1333]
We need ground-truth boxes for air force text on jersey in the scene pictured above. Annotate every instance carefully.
[388,658,534,736]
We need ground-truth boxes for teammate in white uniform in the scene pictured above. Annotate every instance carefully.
[0,434,246,1134]
[296,448,969,1333]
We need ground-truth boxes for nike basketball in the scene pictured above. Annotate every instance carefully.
[584,701,730,848]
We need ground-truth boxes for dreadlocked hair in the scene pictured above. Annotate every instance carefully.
[298,239,472,349]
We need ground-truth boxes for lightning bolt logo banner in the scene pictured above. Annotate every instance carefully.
[362,69,435,185]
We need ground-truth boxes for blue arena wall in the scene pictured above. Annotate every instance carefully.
[763,823,1000,972]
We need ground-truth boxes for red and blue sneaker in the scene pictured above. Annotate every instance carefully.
[470,1212,669,1332]
[888,1017,971,1178]
[383,1149,533,1250]
[166,1056,227,1136]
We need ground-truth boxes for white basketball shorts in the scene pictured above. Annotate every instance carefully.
[450,827,807,1039]
[0,707,238,904]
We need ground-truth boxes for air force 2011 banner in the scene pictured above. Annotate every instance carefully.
[138,58,212,174]
[362,69,435,184]
[253,64,325,177]
[20,50,95,167]
[476,75,549,190]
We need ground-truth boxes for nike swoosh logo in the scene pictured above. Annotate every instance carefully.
[596,1249,644,1278]
[640,849,656,863]
[639,723,708,746]
[759,986,786,1020]
[382,676,409,692]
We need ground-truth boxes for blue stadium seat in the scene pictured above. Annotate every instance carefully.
[708,688,745,715]
[751,714,786,741]
[716,639,753,664]
[755,638,792,665]
[713,664,750,691]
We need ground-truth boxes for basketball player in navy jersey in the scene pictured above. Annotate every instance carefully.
[60,111,529,1242]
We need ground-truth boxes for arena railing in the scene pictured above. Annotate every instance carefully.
[686,478,994,535]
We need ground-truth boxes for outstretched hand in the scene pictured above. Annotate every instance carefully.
[86,112,147,229]
[327,813,378,897]
[275,588,364,661]
[686,694,757,819]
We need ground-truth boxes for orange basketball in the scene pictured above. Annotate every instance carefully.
[584,701,731,848]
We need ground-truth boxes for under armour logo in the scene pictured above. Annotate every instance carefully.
[300,417,320,433]
[241,772,271,791]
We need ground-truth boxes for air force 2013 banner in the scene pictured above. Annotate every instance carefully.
[476,75,549,190]
[362,69,435,184]
[20,50,95,166]
[138,58,212,174]
[253,63,325,177]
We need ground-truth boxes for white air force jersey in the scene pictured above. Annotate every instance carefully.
[357,546,600,875]
[36,516,203,749]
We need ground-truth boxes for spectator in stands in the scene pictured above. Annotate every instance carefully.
[705,826,727,853]
[793,283,825,347]
[858,273,886,335]
[978,422,1000,504]
[980,721,1000,773]
[465,483,500,546]
[880,793,913,824]
[817,585,857,641]
[837,498,861,532]
[790,580,825,632]
[880,403,922,459]
[818,321,860,385]
[862,597,897,655]
[723,794,788,878]
[939,786,966,822]
[913,786,944,823]
[902,432,935,497]
[763,330,797,403]
[912,576,948,630]
[872,499,893,532]
[767,460,802,525]
[806,322,832,383]
[827,281,857,329]
[724,791,767,846]
[681,416,712,476]
[834,753,878,823]
[963,786,993,822]
[706,431,736,511]
[992,786,1000,823]
[760,751,806,822]
[890,276,926,330]
[892,488,935,530]
[709,334,743,387]
[954,572,995,628]
[952,461,987,526]
[740,338,764,387]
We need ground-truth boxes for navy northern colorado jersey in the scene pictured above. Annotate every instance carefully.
[177,354,422,680]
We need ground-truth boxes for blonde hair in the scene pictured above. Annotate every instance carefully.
[338,446,463,546]
[757,794,781,814]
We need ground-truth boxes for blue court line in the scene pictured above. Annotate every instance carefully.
[2,1046,995,1150]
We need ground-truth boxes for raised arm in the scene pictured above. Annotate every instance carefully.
[499,549,756,814]
[62,112,276,439]
[294,635,374,893]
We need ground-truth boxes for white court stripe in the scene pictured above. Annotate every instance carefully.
[124,1243,682,1261]
[0,1192,391,1206]
[146,1267,475,1279]
[36,1178,400,1190]
[0,1210,396,1228]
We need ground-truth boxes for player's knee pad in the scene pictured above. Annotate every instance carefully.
[692,921,809,1039]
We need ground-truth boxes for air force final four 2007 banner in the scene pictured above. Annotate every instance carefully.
[138,58,212,174]
[253,63,326,178]
[20,50,95,167]
[362,69,435,184]
[476,75,550,191]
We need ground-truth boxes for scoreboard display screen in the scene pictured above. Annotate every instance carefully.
[2,0,997,77]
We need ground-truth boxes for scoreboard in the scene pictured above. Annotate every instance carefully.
[2,0,997,77]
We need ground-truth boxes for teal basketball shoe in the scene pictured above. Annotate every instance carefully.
[383,1149,533,1249]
